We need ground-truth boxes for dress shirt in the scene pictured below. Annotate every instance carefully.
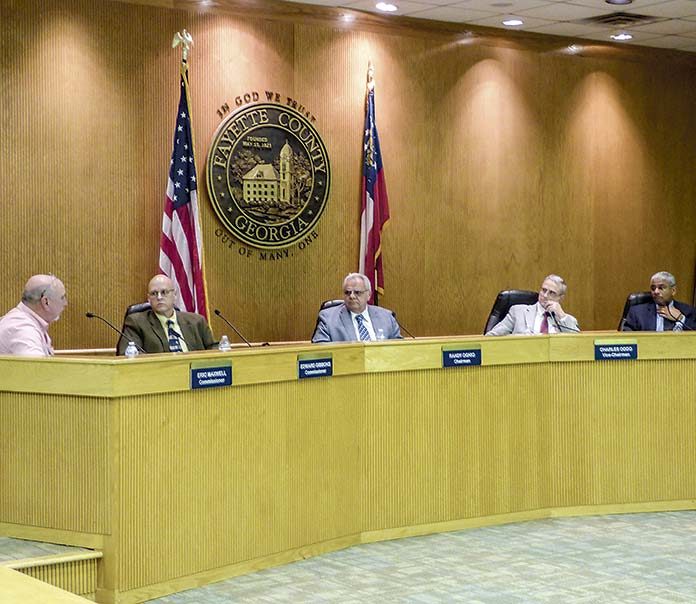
[154,312,190,352]
[655,302,684,332]
[532,303,560,334]
[0,303,54,356]
[350,310,377,341]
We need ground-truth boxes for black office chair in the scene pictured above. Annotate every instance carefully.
[617,292,652,330]
[320,299,343,310]
[483,290,539,334]
[116,302,152,354]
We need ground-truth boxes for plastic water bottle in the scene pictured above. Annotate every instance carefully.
[218,335,231,351]
[376,328,386,341]
[124,342,139,359]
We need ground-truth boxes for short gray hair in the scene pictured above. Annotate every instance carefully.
[651,271,676,287]
[21,274,57,304]
[343,272,371,294]
[543,274,567,297]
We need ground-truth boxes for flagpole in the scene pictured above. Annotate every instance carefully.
[359,60,390,308]
[173,31,212,322]
[159,30,211,320]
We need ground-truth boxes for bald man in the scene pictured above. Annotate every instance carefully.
[117,274,215,355]
[0,274,68,356]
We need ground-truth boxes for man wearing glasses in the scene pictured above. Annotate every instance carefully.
[0,274,68,356]
[117,274,215,354]
[486,274,580,336]
[311,272,401,343]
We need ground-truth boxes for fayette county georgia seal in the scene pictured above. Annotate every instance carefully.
[206,103,331,249]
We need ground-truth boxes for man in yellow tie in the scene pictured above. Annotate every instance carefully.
[117,274,215,354]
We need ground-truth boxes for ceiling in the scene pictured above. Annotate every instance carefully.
[280,0,696,53]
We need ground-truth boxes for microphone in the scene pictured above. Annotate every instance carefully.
[663,307,693,331]
[391,311,416,339]
[213,309,252,347]
[85,312,146,353]
[549,311,580,333]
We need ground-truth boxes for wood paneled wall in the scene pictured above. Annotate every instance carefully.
[2,0,695,349]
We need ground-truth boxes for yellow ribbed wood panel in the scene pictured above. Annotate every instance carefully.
[0,393,110,534]
[19,558,98,599]
[2,0,696,352]
[2,338,696,602]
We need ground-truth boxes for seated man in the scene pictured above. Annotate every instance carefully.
[486,274,579,336]
[311,272,401,343]
[0,274,68,356]
[622,271,695,332]
[117,274,215,354]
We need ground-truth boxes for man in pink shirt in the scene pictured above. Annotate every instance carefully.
[0,274,68,356]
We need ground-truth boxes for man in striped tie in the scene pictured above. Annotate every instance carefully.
[311,273,401,343]
[117,274,215,354]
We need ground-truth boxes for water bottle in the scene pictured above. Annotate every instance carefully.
[218,335,231,351]
[124,342,139,359]
[376,328,386,341]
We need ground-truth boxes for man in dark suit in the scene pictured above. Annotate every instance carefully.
[117,274,216,354]
[311,273,401,343]
[622,271,695,332]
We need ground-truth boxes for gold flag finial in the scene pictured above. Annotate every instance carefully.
[367,61,375,92]
[172,30,194,62]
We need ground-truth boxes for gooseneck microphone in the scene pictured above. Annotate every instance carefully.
[391,311,416,339]
[549,311,581,333]
[213,309,252,347]
[85,312,146,353]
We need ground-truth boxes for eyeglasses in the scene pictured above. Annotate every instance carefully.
[344,289,367,297]
[148,288,175,298]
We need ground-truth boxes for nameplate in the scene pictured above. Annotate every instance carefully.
[594,340,638,361]
[442,345,482,367]
[190,362,233,389]
[298,354,333,379]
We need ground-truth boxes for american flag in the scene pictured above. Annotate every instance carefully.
[359,65,390,306]
[159,61,208,318]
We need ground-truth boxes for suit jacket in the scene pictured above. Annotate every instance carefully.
[117,310,216,355]
[622,300,695,332]
[311,304,401,343]
[486,303,580,336]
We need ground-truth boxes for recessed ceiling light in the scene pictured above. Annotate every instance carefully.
[605,0,632,4]
[376,2,398,12]
[611,32,633,41]
[502,18,524,26]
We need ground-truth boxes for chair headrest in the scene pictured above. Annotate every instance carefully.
[320,299,344,311]
[126,302,152,316]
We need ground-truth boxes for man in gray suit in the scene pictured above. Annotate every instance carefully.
[486,274,580,336]
[311,273,401,343]
[117,274,216,354]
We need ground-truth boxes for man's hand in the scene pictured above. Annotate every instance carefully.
[657,305,683,322]
[545,300,566,319]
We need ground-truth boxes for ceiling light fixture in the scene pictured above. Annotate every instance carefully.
[610,31,633,41]
[502,18,524,26]
[376,2,398,12]
[605,0,633,5]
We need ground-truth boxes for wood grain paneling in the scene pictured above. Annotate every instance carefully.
[3,338,696,602]
[1,0,695,351]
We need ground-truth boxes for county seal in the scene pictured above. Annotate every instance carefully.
[206,103,331,249]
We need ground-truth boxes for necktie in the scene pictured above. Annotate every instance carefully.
[355,315,371,341]
[167,320,183,352]
[540,313,549,334]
